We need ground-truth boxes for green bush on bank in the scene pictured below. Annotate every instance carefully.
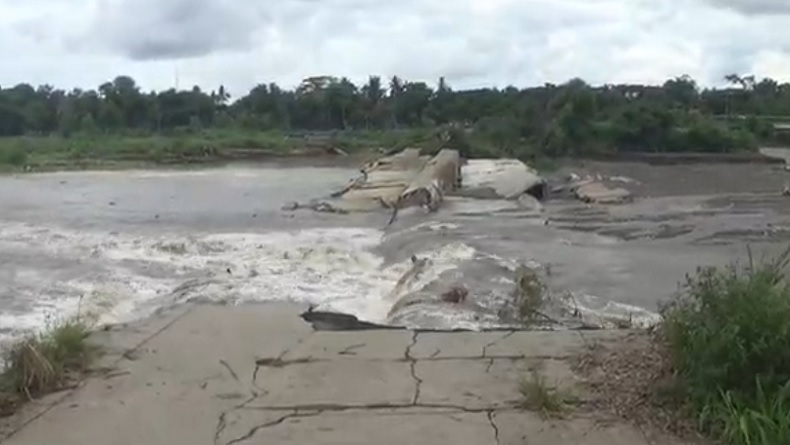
[662,248,790,445]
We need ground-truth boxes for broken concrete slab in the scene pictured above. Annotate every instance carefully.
[460,159,546,200]
[2,304,700,445]
[362,148,428,172]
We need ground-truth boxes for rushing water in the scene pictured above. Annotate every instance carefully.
[0,163,665,342]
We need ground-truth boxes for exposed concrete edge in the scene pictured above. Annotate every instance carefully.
[298,307,619,333]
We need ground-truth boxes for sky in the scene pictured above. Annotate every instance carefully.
[1,0,790,96]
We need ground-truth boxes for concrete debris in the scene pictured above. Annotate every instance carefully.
[574,182,631,204]
[459,159,547,200]
[517,193,544,212]
[280,201,349,214]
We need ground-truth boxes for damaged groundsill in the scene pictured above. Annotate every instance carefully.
[216,329,513,445]
[0,304,703,445]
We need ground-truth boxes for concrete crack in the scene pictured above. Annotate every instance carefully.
[253,333,313,391]
[482,331,515,358]
[484,358,495,374]
[487,410,500,445]
[429,348,441,358]
[213,393,258,445]
[404,330,419,361]
[338,343,366,356]
[219,360,240,383]
[225,410,322,445]
[404,331,423,405]
[409,360,423,405]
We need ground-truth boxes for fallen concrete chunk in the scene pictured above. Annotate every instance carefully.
[575,182,631,204]
[334,148,439,212]
[385,149,461,226]
[300,309,404,331]
[460,159,546,200]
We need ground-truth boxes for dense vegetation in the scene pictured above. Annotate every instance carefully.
[663,249,790,445]
[0,73,789,168]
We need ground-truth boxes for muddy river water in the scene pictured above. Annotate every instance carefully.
[1,160,789,339]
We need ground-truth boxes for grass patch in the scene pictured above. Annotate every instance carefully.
[0,128,437,172]
[661,247,790,445]
[517,369,571,418]
[0,319,94,416]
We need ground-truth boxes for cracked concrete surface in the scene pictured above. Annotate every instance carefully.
[1,303,688,445]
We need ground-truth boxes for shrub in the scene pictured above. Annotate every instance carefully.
[662,247,790,445]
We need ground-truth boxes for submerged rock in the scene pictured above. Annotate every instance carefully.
[440,285,469,304]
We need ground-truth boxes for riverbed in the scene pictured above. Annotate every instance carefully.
[1,160,788,339]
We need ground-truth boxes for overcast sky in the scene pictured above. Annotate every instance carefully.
[1,0,789,96]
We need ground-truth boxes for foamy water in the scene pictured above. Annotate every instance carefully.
[0,220,480,340]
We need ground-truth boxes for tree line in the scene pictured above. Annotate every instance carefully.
[0,73,788,157]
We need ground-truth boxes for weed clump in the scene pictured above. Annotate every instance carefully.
[517,370,571,418]
[0,320,94,416]
[662,247,790,445]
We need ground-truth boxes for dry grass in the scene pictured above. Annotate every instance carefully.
[574,331,708,442]
[0,320,95,417]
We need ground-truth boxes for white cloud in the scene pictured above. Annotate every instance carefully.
[0,0,790,96]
